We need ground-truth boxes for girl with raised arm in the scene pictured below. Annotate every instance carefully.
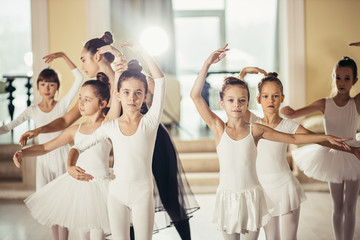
[191,45,351,240]
[13,76,112,240]
[1,52,83,240]
[281,56,360,240]
[67,43,164,240]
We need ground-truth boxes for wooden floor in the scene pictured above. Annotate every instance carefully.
[1,191,359,240]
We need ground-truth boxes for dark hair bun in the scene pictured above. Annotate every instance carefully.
[127,59,143,73]
[267,72,278,78]
[343,56,351,61]
[100,31,113,44]
[96,72,110,85]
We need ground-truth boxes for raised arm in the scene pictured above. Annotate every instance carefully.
[43,52,77,70]
[252,123,350,147]
[190,45,229,140]
[238,66,267,81]
[13,125,76,168]
[280,98,326,119]
[97,45,127,122]
[349,42,360,47]
[19,104,81,146]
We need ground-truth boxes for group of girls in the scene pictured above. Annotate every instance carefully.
[190,44,360,240]
[3,33,360,240]
[8,32,198,240]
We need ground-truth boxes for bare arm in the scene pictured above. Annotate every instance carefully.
[43,52,77,70]
[19,104,81,146]
[238,66,267,81]
[280,98,326,119]
[190,45,229,143]
[13,125,77,168]
[252,123,350,147]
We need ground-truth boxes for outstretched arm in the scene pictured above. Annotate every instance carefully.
[349,42,360,47]
[280,98,326,119]
[19,104,81,146]
[43,52,77,70]
[13,125,76,168]
[253,123,351,147]
[190,44,229,142]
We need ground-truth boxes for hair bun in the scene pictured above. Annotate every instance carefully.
[96,72,110,86]
[267,72,278,78]
[127,60,143,73]
[100,31,113,44]
[343,56,351,61]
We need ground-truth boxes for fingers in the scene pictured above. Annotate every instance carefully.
[349,42,360,47]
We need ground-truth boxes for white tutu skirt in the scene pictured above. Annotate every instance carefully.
[212,185,273,233]
[292,144,360,183]
[25,173,110,233]
[258,170,306,216]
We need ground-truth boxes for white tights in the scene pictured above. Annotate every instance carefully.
[222,230,259,240]
[329,180,360,240]
[107,191,154,240]
[78,228,105,240]
[263,207,300,240]
[51,225,68,240]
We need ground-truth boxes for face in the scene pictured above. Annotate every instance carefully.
[80,48,100,78]
[116,78,147,113]
[78,85,104,116]
[220,85,249,118]
[335,67,357,94]
[37,81,58,99]
[257,81,284,114]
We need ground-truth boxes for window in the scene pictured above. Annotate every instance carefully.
[173,0,278,138]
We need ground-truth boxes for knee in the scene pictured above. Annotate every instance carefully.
[344,204,356,218]
[332,202,344,215]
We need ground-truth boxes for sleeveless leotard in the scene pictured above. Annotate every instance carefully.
[212,124,272,233]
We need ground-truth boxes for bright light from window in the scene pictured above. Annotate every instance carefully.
[139,26,169,56]
[24,52,33,67]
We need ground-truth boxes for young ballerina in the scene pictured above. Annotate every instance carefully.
[13,77,112,240]
[190,45,352,240]
[240,69,360,240]
[67,43,165,240]
[19,32,198,239]
[281,56,360,240]
[0,52,83,240]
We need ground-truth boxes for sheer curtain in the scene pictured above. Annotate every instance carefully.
[110,0,176,75]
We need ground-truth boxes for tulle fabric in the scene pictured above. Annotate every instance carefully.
[25,173,111,233]
[258,170,306,216]
[152,124,200,231]
[292,144,360,183]
[212,185,273,233]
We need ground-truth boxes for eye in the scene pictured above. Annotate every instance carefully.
[240,99,246,103]
[345,77,351,81]
[123,91,129,95]
[274,94,279,98]
[136,92,142,96]
[228,99,233,102]
[262,95,268,99]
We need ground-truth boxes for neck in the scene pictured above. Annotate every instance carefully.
[85,111,105,124]
[262,112,282,126]
[121,110,142,122]
[334,92,351,101]
[40,97,56,106]
[227,116,247,129]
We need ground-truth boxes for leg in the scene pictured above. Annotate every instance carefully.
[221,232,240,240]
[89,228,105,240]
[263,216,280,240]
[329,182,345,240]
[78,229,90,240]
[131,190,155,240]
[51,225,69,240]
[280,208,300,240]
[343,180,360,240]
[108,194,131,240]
[241,230,259,240]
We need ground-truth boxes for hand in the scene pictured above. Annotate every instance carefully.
[119,41,143,52]
[280,106,295,117]
[327,136,352,148]
[205,44,229,66]
[111,55,128,74]
[19,129,39,146]
[147,76,155,94]
[238,67,267,80]
[97,45,123,58]
[349,42,360,47]
[67,166,93,181]
[43,52,65,64]
[13,150,23,168]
